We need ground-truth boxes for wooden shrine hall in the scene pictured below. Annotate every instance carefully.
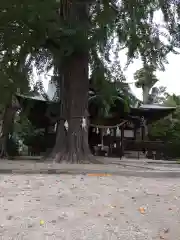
[88,103,176,158]
[16,91,176,159]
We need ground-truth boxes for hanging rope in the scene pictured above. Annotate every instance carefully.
[89,120,128,129]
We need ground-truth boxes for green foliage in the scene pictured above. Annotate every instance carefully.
[149,94,180,143]
[0,0,179,92]
[134,64,160,103]
[134,65,158,89]
[148,93,180,158]
[0,0,180,148]
[7,136,19,157]
[14,112,44,144]
[150,86,167,104]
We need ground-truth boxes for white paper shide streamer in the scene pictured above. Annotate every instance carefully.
[64,120,69,131]
[106,128,110,135]
[81,117,87,130]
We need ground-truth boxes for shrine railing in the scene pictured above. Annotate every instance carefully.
[123,140,166,151]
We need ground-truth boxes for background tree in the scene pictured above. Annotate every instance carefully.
[14,112,47,156]
[0,52,32,157]
[149,86,167,104]
[148,93,180,158]
[134,65,159,104]
[134,66,169,141]
[0,0,179,163]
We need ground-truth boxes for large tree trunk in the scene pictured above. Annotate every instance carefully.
[0,106,10,158]
[49,52,100,163]
[48,1,101,163]
[0,96,18,158]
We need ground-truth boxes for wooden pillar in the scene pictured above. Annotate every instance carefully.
[100,128,103,148]
[134,126,136,140]
[120,125,124,159]
[141,118,144,141]
[113,128,116,140]
[141,126,144,140]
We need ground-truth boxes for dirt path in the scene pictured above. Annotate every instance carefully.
[0,174,180,239]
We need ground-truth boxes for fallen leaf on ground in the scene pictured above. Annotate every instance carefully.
[40,220,44,225]
[159,228,169,239]
[164,228,169,233]
[6,215,13,220]
[139,207,145,214]
[108,205,116,208]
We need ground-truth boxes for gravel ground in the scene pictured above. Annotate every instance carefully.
[0,174,180,240]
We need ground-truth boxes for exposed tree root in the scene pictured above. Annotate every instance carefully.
[50,150,102,164]
[45,117,102,164]
[47,137,102,164]
[45,126,102,164]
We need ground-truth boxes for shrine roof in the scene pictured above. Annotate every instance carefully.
[137,104,176,110]
[130,104,176,123]
[16,91,176,127]
[16,93,60,128]
[16,93,59,102]
[17,93,47,102]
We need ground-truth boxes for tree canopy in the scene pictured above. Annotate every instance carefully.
[0,0,179,86]
[1,0,180,162]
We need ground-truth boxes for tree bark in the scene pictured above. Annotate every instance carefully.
[47,1,101,163]
[0,106,9,158]
[0,96,18,158]
[49,52,100,163]
[142,86,150,104]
